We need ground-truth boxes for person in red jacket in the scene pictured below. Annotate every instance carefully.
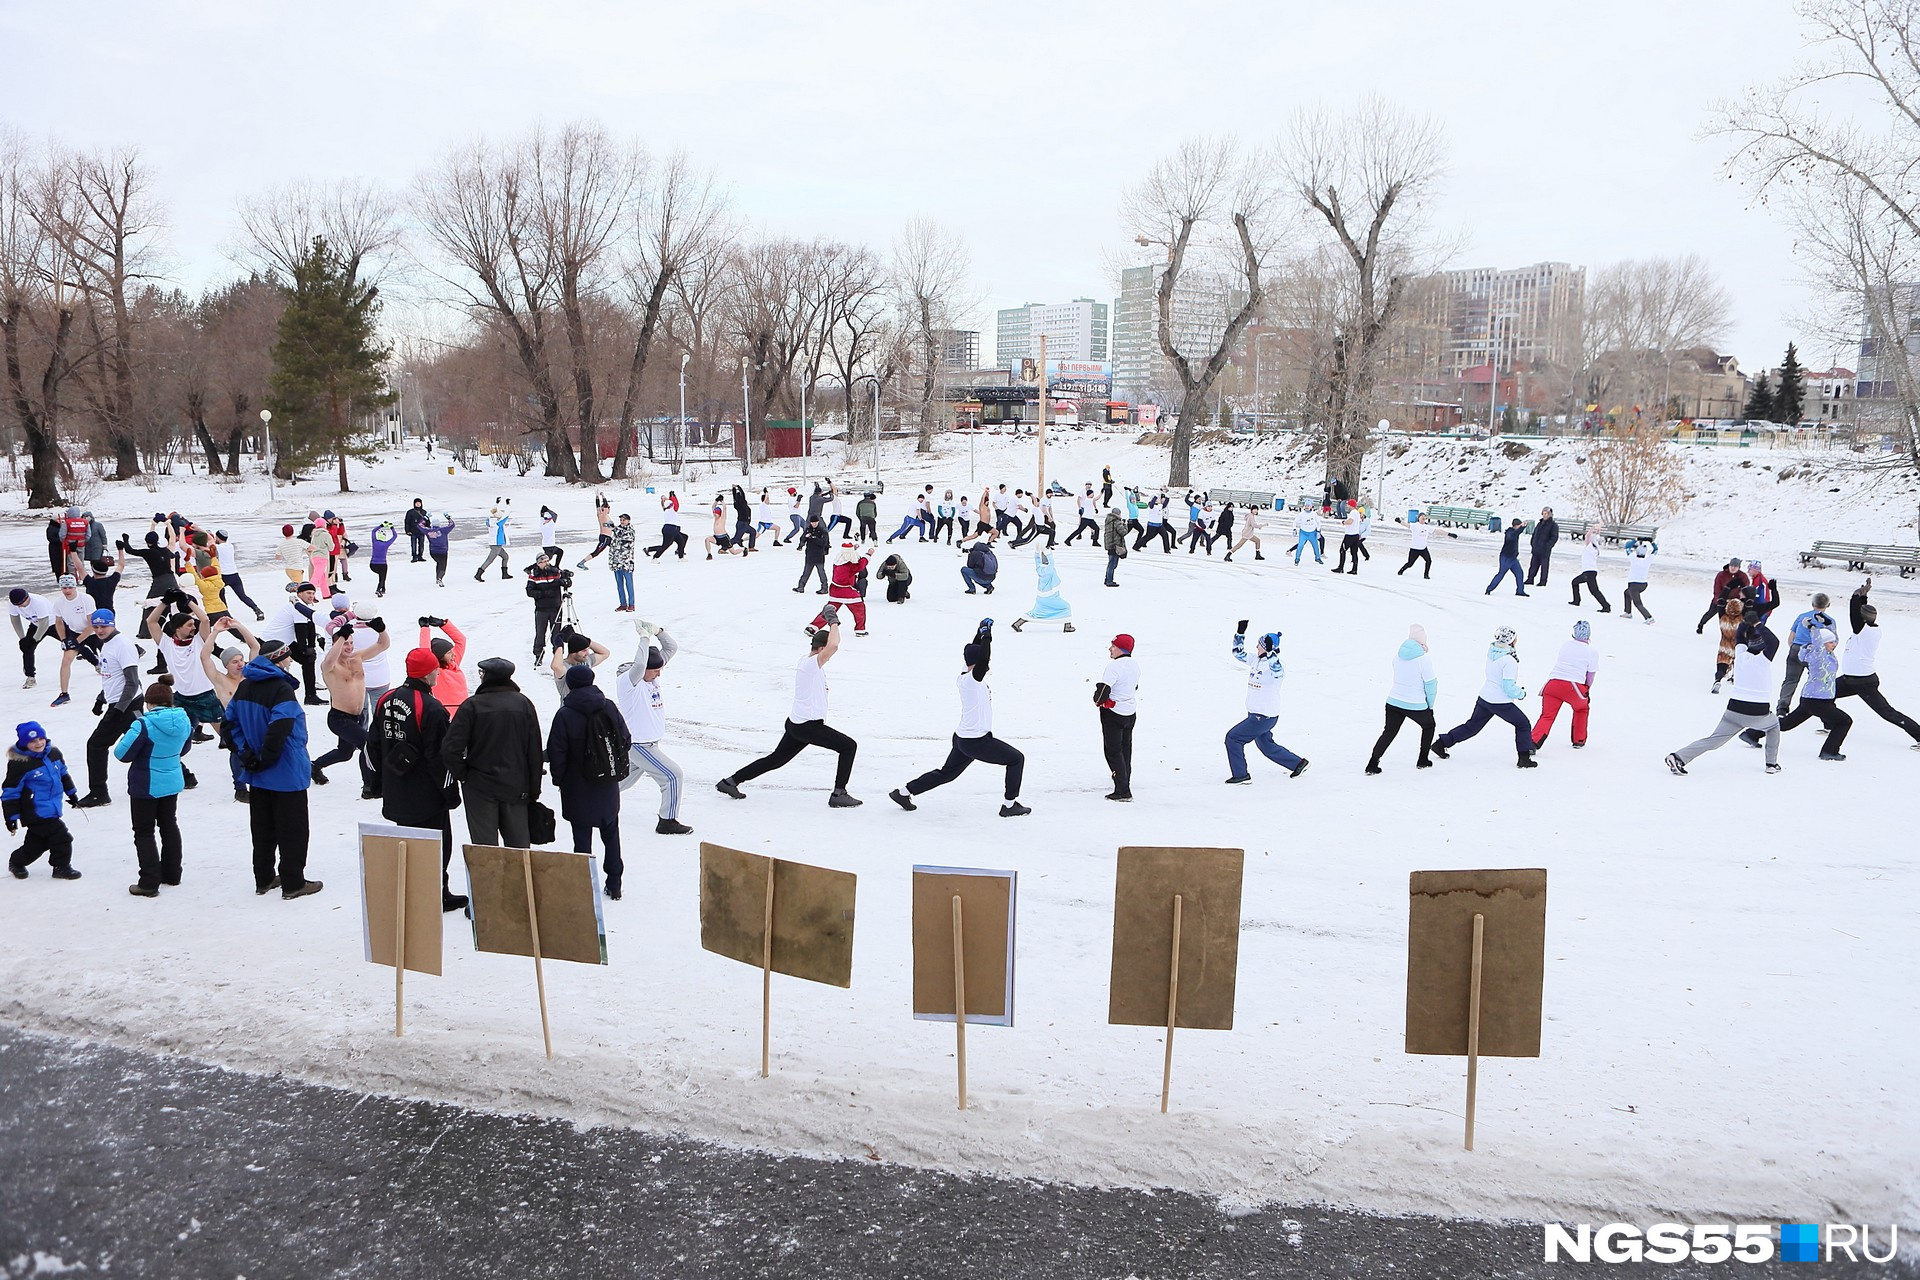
[810,540,872,637]
[419,615,469,711]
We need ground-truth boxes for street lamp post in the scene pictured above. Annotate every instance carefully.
[678,352,689,475]
[871,376,881,488]
[740,356,752,482]
[260,408,274,502]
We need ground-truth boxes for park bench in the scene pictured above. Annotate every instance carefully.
[1424,504,1498,530]
[1596,523,1659,545]
[1799,540,1920,578]
[1208,487,1279,509]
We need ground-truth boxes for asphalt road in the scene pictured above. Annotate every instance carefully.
[0,1026,1908,1280]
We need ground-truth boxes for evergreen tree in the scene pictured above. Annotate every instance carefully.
[267,236,392,492]
[1217,401,1234,433]
[1773,342,1806,424]
[1744,373,1774,422]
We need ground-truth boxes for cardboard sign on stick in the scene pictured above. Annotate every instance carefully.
[1107,846,1245,1112]
[359,822,446,1037]
[912,866,1016,1111]
[697,842,858,1077]
[464,844,608,1059]
[1405,868,1547,1151]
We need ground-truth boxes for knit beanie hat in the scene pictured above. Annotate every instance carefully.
[1572,620,1590,642]
[564,663,596,689]
[404,648,439,680]
[1111,633,1135,654]
[14,721,46,750]
[429,637,454,661]
[962,642,986,669]
[1409,624,1428,648]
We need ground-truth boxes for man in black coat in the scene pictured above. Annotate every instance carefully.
[403,499,429,562]
[793,517,830,595]
[444,656,544,849]
[1524,507,1560,587]
[368,647,466,912]
[548,664,631,899]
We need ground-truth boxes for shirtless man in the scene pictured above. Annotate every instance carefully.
[577,494,615,570]
[310,617,391,785]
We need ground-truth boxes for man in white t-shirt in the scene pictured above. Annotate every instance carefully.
[9,588,56,689]
[47,576,96,706]
[74,608,146,806]
[616,624,692,834]
[1094,632,1139,800]
[147,598,221,766]
[716,617,861,807]
[889,618,1029,816]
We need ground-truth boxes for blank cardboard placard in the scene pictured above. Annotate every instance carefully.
[911,866,1016,1026]
[1405,868,1546,1057]
[359,823,445,977]
[1108,846,1244,1031]
[698,842,857,986]
[464,844,608,966]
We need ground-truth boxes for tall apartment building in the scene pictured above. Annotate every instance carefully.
[1855,281,1920,420]
[1111,265,1240,403]
[1410,262,1586,379]
[993,298,1109,369]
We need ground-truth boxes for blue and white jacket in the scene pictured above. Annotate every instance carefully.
[1232,633,1286,716]
[112,705,193,799]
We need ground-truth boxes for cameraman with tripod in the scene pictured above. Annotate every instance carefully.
[524,552,572,661]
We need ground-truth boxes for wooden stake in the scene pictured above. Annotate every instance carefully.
[1465,911,1485,1151]
[760,857,775,1079]
[393,840,408,1038]
[1161,893,1183,1114]
[951,894,967,1111]
[523,847,553,1060]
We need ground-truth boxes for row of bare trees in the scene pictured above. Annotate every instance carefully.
[0,121,978,504]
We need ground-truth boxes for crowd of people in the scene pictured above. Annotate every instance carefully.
[6,474,1918,900]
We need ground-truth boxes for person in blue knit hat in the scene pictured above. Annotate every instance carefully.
[4,720,81,880]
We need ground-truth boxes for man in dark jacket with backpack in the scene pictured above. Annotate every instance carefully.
[444,656,544,849]
[369,647,467,912]
[963,535,999,594]
[548,664,631,899]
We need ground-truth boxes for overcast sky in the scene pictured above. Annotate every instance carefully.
[2,0,1850,372]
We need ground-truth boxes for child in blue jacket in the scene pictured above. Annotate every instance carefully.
[4,720,81,879]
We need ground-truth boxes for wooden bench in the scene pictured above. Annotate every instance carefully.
[1596,523,1658,545]
[1424,504,1498,530]
[1799,540,1920,578]
[1208,487,1279,509]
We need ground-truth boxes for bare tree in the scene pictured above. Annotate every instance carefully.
[822,246,891,444]
[0,132,76,506]
[413,133,578,480]
[1279,101,1444,493]
[1580,256,1732,420]
[610,153,726,478]
[1717,0,1920,467]
[49,145,168,479]
[1575,419,1688,525]
[238,178,401,289]
[1123,137,1276,487]
[890,218,970,453]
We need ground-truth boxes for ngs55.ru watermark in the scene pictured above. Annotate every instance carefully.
[1544,1222,1902,1264]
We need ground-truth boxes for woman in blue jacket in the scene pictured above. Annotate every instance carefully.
[113,682,192,896]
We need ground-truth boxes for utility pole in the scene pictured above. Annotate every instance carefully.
[740,357,752,482]
[1037,331,1048,495]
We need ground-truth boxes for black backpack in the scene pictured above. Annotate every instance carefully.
[581,706,629,783]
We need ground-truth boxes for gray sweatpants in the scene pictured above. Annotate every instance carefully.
[1677,708,1779,766]
[619,740,685,819]
[476,545,511,576]
[1775,651,1807,715]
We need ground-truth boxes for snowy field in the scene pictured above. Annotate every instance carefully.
[0,432,1915,1234]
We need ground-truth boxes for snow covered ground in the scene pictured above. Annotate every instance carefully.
[0,433,1915,1235]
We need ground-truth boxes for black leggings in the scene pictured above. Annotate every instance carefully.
[732,718,857,790]
[648,529,688,558]
[1623,582,1652,620]
[1100,709,1135,796]
[1135,524,1173,552]
[932,516,955,543]
[1369,704,1435,765]
[905,732,1025,802]
[1438,698,1534,757]
[1834,674,1920,742]
[1781,699,1854,754]
[1570,571,1610,610]
[370,563,388,594]
[1398,549,1431,577]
